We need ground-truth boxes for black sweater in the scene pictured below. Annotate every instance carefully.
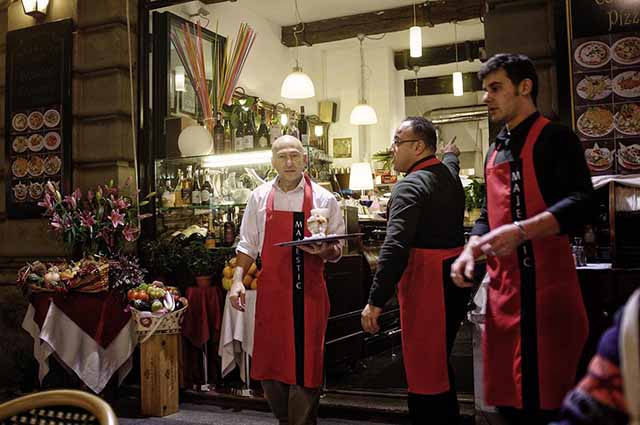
[368,154,465,308]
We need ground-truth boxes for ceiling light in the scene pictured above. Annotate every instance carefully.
[409,4,422,58]
[350,34,377,125]
[281,66,315,99]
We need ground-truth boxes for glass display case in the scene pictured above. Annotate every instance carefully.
[153,147,333,242]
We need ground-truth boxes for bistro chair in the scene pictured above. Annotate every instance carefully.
[0,390,117,425]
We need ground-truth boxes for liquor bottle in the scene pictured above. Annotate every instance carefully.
[270,111,283,142]
[223,117,233,153]
[213,112,224,154]
[223,221,236,247]
[257,109,270,149]
[235,112,245,152]
[298,106,309,146]
[173,169,184,207]
[205,213,216,249]
[191,168,202,205]
[244,110,256,151]
[201,169,212,206]
[181,165,193,206]
[287,112,300,139]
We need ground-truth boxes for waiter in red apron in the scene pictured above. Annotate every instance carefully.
[361,116,469,425]
[451,54,593,425]
[229,135,343,425]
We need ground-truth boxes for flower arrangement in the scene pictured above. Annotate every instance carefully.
[108,254,147,294]
[38,179,154,259]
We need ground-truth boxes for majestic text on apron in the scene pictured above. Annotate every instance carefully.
[251,174,329,389]
[396,157,464,395]
[483,116,588,410]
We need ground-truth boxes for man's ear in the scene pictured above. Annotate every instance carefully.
[519,78,533,97]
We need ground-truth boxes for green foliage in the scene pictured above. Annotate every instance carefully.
[464,177,485,212]
[139,237,184,276]
[183,242,229,277]
[372,149,393,171]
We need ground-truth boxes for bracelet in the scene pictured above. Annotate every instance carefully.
[512,221,528,241]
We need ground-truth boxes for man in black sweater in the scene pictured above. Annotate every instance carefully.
[361,116,470,425]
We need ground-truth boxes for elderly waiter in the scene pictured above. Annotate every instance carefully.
[361,116,469,425]
[229,135,344,425]
[451,54,593,425]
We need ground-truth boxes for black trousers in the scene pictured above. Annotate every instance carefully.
[407,265,472,425]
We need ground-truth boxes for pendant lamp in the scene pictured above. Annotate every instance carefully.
[350,34,377,126]
[409,3,422,58]
[452,21,463,97]
[281,1,315,99]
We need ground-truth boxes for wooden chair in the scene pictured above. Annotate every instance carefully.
[0,390,118,425]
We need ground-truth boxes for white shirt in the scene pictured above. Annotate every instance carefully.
[236,176,345,260]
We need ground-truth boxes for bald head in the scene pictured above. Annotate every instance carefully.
[272,135,304,154]
[271,135,307,191]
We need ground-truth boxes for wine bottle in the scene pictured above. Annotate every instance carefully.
[191,168,202,205]
[298,106,308,146]
[270,111,283,142]
[182,166,193,206]
[223,118,233,153]
[235,112,245,152]
[205,213,216,249]
[244,110,256,151]
[213,112,224,154]
[201,169,211,206]
[257,109,270,149]
[174,169,184,207]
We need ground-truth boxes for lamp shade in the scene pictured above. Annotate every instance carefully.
[453,71,464,96]
[281,67,315,99]
[350,103,378,125]
[409,26,422,58]
[349,162,374,192]
[178,125,213,157]
[21,0,49,18]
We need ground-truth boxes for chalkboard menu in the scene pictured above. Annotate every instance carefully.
[567,1,640,177]
[5,19,72,219]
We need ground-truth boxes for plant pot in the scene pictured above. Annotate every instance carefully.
[465,208,482,226]
[195,275,213,288]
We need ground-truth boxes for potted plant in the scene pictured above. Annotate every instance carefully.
[139,238,184,287]
[183,242,221,287]
[464,177,485,224]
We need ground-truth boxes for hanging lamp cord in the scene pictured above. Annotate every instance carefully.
[359,35,366,103]
[454,21,459,71]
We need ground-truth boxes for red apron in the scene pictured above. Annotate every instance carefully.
[251,174,329,389]
[483,116,588,410]
[396,157,464,394]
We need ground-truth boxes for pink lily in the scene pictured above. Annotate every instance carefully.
[123,225,140,242]
[79,211,95,229]
[108,210,125,228]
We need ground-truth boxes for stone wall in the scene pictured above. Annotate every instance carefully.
[0,0,139,392]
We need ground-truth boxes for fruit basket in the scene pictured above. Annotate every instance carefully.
[127,281,188,343]
[17,257,109,294]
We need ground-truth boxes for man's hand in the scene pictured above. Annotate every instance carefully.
[361,304,383,334]
[297,241,340,261]
[476,223,525,258]
[451,237,480,288]
[442,138,460,157]
[229,267,246,312]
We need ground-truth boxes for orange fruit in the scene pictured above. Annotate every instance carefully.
[250,278,258,290]
[243,274,253,287]
[248,263,258,276]
[222,266,234,279]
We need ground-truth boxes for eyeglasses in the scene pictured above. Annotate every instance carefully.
[391,138,420,147]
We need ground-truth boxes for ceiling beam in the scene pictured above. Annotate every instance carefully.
[395,39,485,70]
[200,0,236,4]
[281,0,484,47]
[405,72,483,97]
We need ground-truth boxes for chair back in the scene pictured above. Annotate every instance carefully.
[0,390,117,425]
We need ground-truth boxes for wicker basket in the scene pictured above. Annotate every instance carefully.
[131,303,188,343]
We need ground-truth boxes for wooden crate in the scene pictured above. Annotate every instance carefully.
[140,333,180,416]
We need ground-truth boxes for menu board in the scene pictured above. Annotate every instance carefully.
[568,1,640,177]
[5,20,72,218]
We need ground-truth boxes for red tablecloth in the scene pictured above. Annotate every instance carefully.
[181,286,223,387]
[31,291,131,349]
[182,286,223,347]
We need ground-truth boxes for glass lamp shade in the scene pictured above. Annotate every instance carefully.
[349,162,374,192]
[350,103,378,125]
[453,71,464,96]
[281,67,315,99]
[409,26,422,58]
[178,125,213,157]
[21,0,49,18]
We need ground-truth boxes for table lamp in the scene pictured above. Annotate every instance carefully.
[349,162,374,198]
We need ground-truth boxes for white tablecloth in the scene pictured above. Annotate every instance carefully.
[218,290,256,382]
[22,303,137,394]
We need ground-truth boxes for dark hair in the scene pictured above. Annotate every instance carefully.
[404,116,437,151]
[478,53,538,105]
